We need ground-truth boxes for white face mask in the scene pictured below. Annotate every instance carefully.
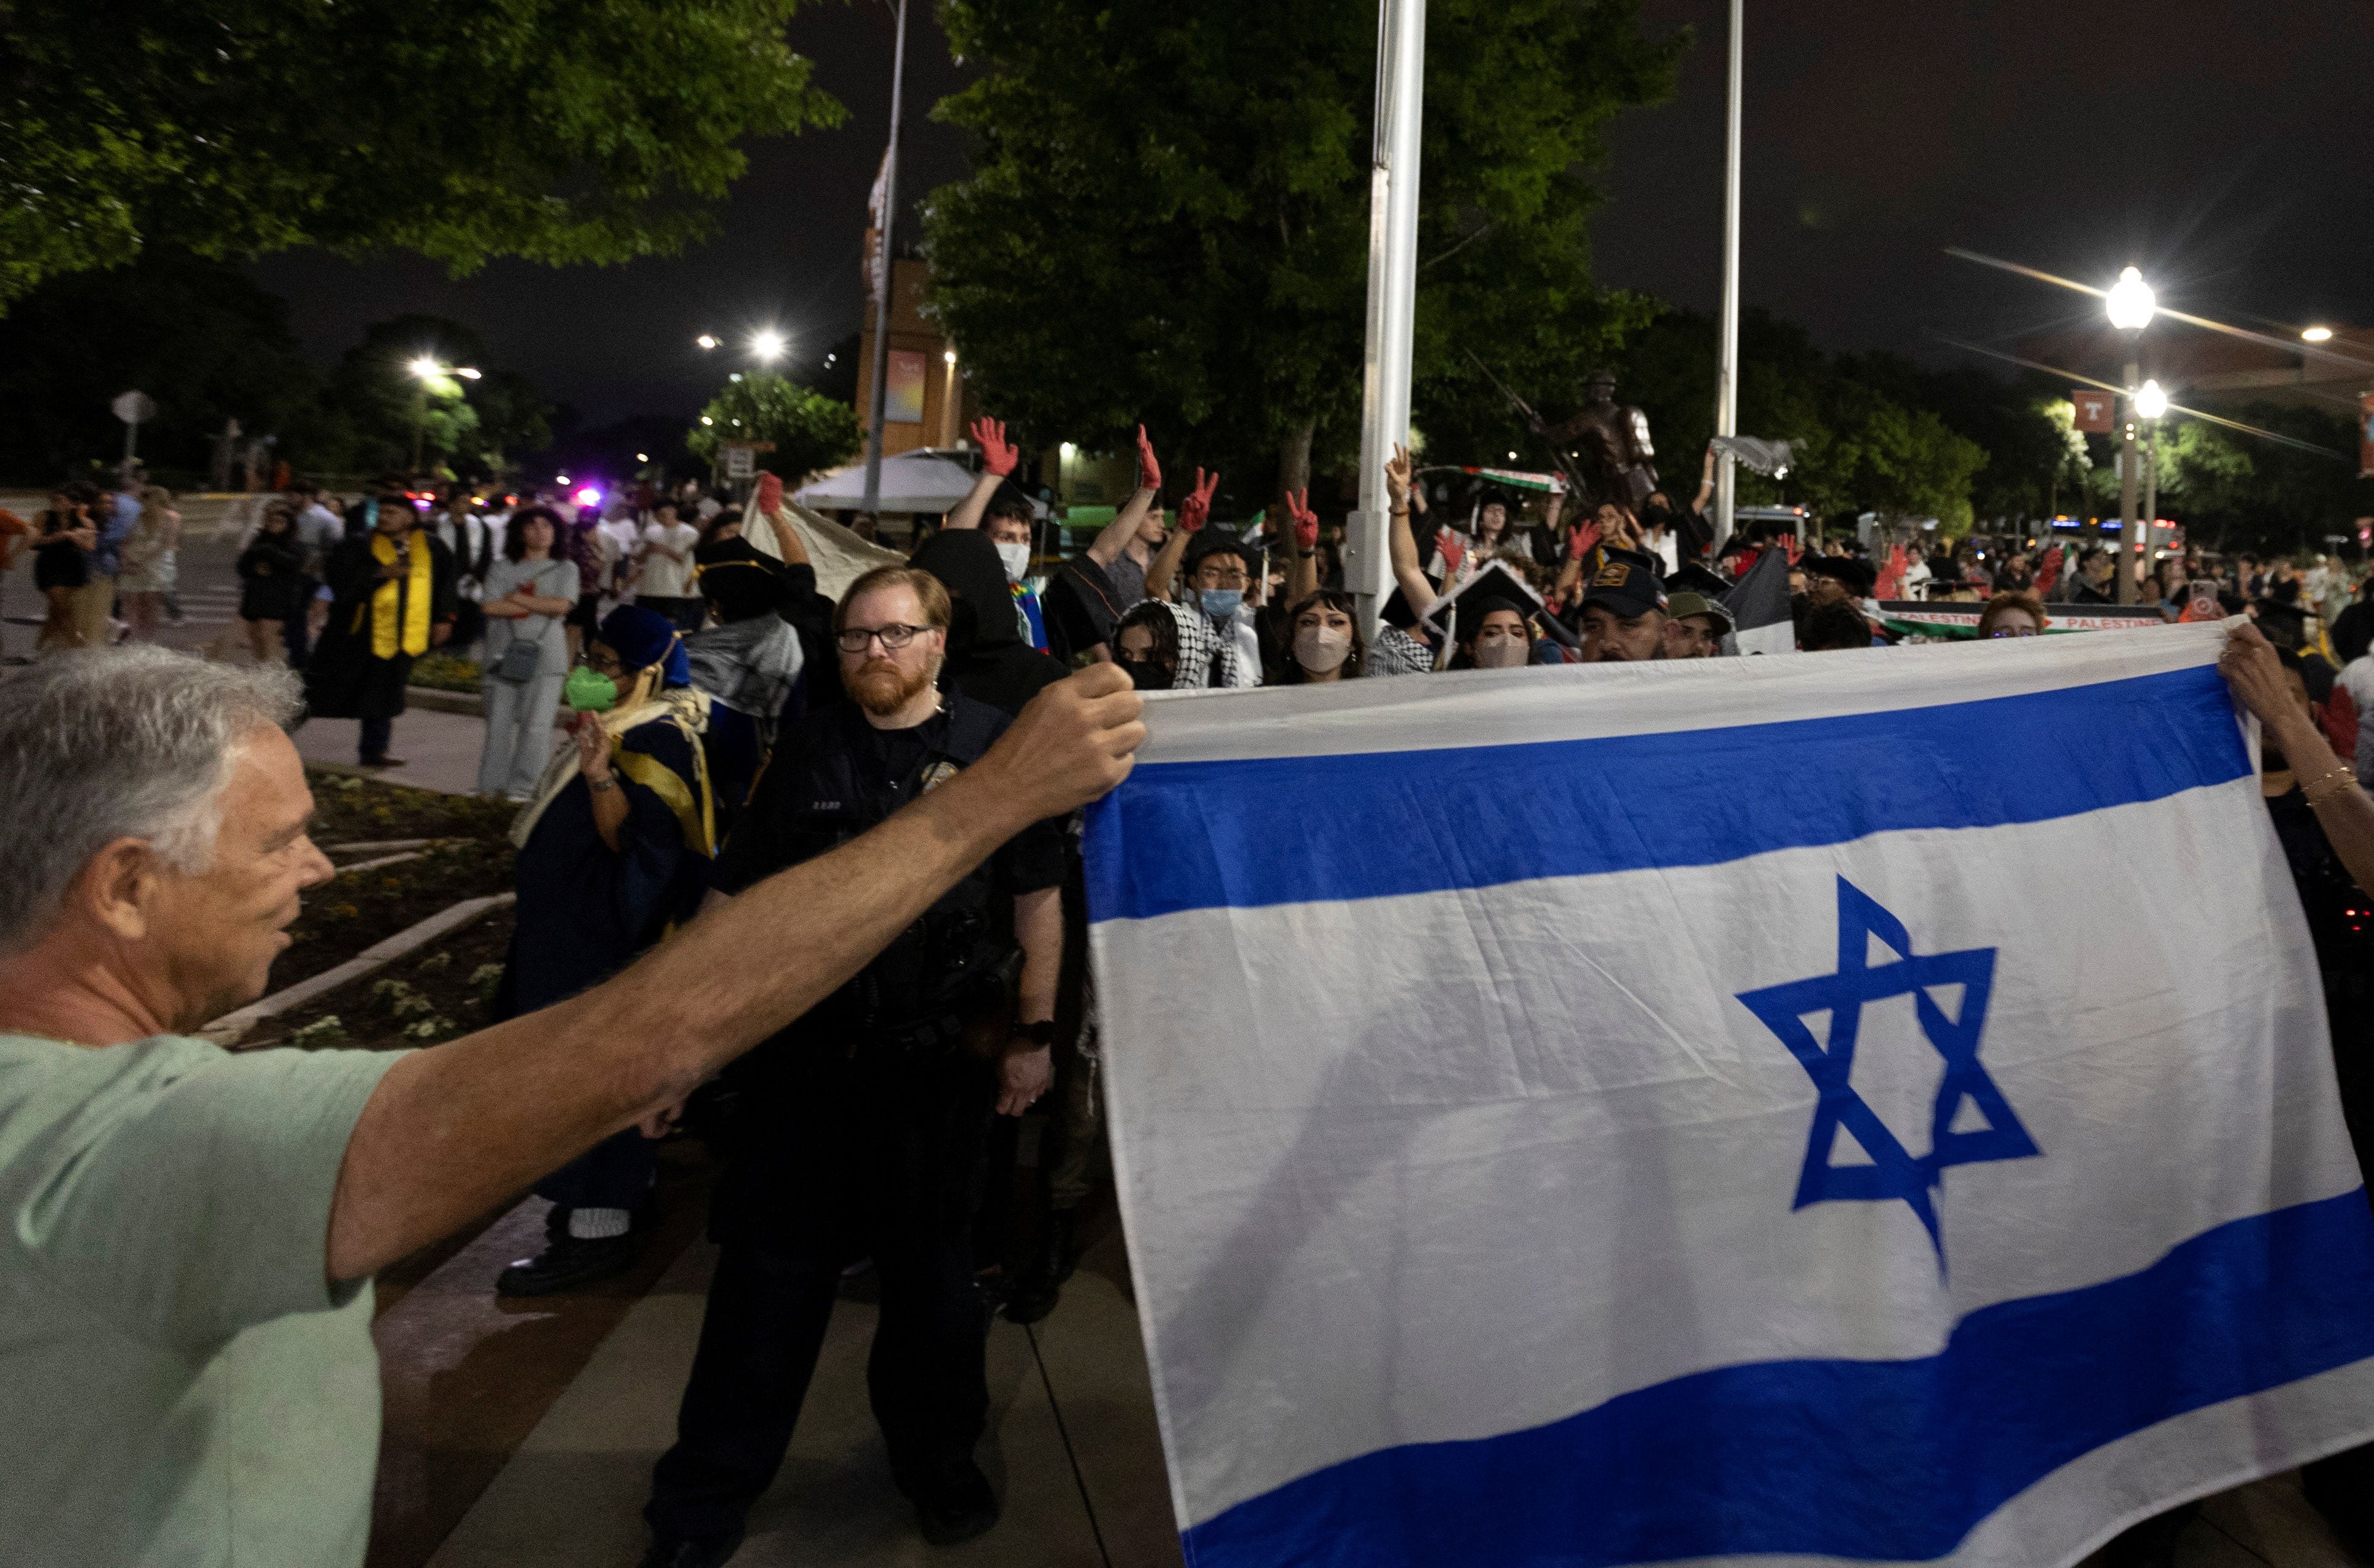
[994,540,1031,584]
[1293,623,1353,673]
[1472,636,1529,669]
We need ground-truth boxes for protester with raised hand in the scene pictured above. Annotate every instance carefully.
[2224,620,2374,894]
[1373,445,1444,675]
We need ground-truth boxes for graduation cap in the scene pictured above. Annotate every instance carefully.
[1802,553,1877,598]
[1424,562,1549,646]
[1664,561,1730,598]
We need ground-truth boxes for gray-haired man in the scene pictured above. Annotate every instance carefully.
[0,647,1145,1567]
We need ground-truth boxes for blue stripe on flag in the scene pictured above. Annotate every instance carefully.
[1087,665,2248,921]
[1178,1189,2374,1568]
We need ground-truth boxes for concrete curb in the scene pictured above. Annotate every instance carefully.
[407,685,485,717]
[203,891,516,1048]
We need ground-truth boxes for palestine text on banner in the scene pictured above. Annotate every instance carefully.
[1082,622,2374,1568]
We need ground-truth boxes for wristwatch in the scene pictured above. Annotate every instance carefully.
[1013,1018,1060,1049]
[589,774,618,793]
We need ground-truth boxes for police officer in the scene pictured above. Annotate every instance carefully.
[641,564,1066,1568]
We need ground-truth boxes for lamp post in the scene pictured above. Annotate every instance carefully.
[406,358,478,475]
[2104,266,2156,604]
[861,0,911,522]
[2135,378,2167,573]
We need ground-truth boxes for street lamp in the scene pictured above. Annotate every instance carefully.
[2135,380,2168,554]
[697,334,720,350]
[2105,267,2156,603]
[751,330,786,362]
[405,358,477,472]
[2303,326,2335,344]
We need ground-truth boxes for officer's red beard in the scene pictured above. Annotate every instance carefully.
[849,653,941,716]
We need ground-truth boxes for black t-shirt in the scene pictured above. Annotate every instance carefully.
[712,699,1067,903]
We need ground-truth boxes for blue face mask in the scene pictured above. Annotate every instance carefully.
[1199,588,1244,620]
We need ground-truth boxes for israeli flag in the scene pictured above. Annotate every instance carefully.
[1083,622,2374,1568]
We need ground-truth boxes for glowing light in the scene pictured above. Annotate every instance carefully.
[751,329,786,361]
[2135,379,2168,420]
[697,334,720,350]
[943,349,957,364]
[700,416,714,426]
[574,486,602,508]
[636,452,649,462]
[1060,442,1076,459]
[729,373,743,383]
[2104,266,2156,331]
[408,356,442,378]
[2303,326,2335,343]
[454,367,481,380]
[555,474,570,486]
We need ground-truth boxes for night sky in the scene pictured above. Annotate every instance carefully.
[253,0,2374,426]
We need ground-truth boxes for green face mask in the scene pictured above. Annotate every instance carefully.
[563,665,619,713]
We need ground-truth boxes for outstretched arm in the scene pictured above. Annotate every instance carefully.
[1285,488,1321,606]
[1384,446,1437,620]
[326,667,1146,1281]
[948,417,1020,532]
[1145,466,1215,602]
[1693,445,1717,513]
[1090,426,1162,569]
[2222,621,2374,890]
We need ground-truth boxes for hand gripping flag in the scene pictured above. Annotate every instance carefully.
[1083,622,2374,1568]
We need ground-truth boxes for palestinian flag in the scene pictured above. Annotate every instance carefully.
[1725,545,1796,655]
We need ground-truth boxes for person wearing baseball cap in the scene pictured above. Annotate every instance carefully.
[1578,548,1668,663]
[1661,590,1733,659]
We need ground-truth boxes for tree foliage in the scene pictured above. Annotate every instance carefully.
[0,0,844,310]
[2106,405,2367,554]
[924,0,1682,503]
[686,374,863,482]
[0,247,319,485]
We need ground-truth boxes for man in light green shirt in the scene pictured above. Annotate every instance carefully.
[0,647,1145,1566]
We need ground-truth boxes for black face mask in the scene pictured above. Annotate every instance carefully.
[1118,657,1170,692]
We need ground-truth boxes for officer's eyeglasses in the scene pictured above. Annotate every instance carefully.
[837,623,933,654]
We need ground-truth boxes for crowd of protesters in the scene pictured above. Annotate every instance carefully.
[6,428,2372,1568]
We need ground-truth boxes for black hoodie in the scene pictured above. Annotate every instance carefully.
[908,530,1068,717]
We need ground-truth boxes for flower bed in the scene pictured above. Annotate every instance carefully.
[407,652,484,694]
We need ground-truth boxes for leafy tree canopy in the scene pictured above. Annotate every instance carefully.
[0,0,843,310]
[924,0,1682,502]
[0,246,318,486]
[687,373,863,483]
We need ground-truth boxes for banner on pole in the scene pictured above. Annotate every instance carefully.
[1086,628,2374,1568]
[2074,388,2115,434]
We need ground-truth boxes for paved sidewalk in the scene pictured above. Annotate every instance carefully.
[418,1222,1183,1568]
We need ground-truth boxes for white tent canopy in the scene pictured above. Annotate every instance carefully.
[792,449,1049,518]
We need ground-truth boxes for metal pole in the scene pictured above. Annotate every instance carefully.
[124,418,138,465]
[1711,0,1743,554]
[861,0,909,519]
[1349,0,1427,641]
[2142,417,2159,572]
[2117,347,2140,604]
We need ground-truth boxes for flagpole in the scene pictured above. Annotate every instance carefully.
[861,0,909,519]
[1350,0,1427,642]
[1711,0,1743,554]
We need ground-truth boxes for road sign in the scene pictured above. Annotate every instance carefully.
[111,390,156,425]
[724,447,754,478]
[2072,388,2114,433]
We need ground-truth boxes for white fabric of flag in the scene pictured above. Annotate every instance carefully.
[1082,622,2374,1568]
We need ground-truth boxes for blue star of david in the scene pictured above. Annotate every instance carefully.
[1735,876,2040,1261]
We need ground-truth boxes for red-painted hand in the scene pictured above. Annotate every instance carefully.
[1287,487,1319,551]
[1782,534,1803,566]
[754,472,783,516]
[1568,522,1603,562]
[1135,424,1162,493]
[971,417,1018,478]
[1438,533,1466,573]
[1180,468,1218,533]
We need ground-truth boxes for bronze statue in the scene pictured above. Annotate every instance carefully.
[1537,370,1658,511]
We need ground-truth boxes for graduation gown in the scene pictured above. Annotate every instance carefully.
[303,528,457,720]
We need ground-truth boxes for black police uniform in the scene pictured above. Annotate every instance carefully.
[645,692,1067,1542]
